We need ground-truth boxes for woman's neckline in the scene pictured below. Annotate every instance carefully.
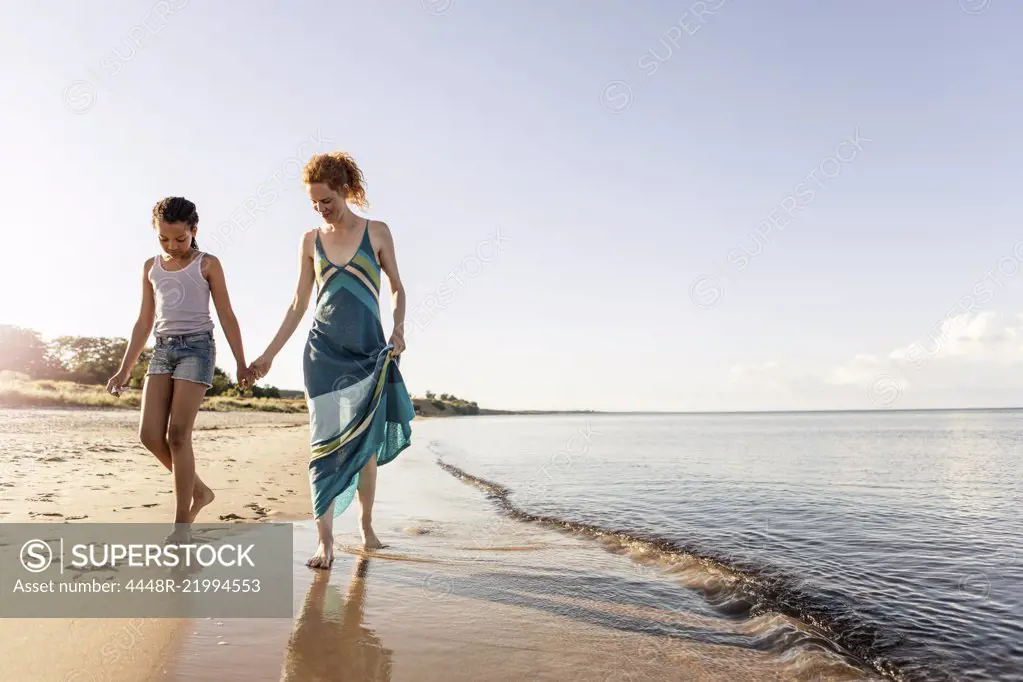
[317,220,368,269]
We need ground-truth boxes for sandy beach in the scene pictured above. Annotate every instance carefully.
[0,408,881,681]
[0,407,310,681]
[0,407,314,525]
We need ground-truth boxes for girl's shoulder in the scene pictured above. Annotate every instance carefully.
[198,252,221,279]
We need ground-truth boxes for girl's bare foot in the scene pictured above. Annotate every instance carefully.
[361,524,384,550]
[306,538,334,569]
[165,524,192,546]
[189,485,216,522]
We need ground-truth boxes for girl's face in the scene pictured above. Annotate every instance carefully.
[156,219,195,257]
[307,183,345,223]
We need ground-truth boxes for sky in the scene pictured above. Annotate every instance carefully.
[2,0,1022,412]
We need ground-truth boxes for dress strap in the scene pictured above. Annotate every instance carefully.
[359,219,374,257]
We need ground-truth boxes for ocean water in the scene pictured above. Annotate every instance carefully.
[3,406,1019,680]
[422,410,1023,682]
[164,429,890,682]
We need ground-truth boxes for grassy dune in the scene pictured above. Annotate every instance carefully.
[0,372,507,418]
[0,376,307,413]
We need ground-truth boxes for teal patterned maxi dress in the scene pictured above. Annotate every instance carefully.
[304,220,415,519]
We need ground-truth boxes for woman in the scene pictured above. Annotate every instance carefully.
[250,151,415,569]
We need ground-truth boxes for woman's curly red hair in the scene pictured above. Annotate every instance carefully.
[302,151,369,210]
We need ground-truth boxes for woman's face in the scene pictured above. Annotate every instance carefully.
[307,183,345,222]
[156,219,195,257]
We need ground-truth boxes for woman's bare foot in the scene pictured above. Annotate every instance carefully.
[306,538,335,569]
[361,524,384,550]
[189,485,216,522]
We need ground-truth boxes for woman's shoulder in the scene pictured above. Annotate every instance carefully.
[300,227,321,253]
[366,219,394,250]
[366,219,393,242]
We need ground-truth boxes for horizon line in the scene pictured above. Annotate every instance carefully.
[469,405,1023,416]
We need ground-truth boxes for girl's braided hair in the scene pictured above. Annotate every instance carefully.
[152,197,199,249]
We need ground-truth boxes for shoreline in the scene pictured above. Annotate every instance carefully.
[0,407,886,681]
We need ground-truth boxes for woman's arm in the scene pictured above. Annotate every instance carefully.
[107,260,156,392]
[374,222,407,356]
[204,255,249,384]
[251,231,316,378]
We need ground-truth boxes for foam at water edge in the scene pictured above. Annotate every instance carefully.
[435,457,941,682]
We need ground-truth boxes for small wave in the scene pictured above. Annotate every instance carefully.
[437,458,949,682]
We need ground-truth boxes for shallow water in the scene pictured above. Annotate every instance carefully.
[425,411,1023,682]
[6,407,1017,680]
[158,430,881,682]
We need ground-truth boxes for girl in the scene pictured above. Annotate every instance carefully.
[249,151,415,569]
[106,196,252,530]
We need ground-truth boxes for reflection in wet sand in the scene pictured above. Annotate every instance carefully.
[280,558,392,681]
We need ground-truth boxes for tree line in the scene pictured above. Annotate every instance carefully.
[422,390,479,415]
[0,325,280,399]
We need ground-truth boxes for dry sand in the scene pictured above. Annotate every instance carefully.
[0,407,314,525]
[0,408,881,681]
[0,407,312,681]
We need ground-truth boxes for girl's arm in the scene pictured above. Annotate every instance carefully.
[108,260,156,392]
[251,231,316,378]
[204,255,249,385]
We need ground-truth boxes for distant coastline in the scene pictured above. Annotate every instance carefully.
[4,376,1021,417]
[0,375,606,417]
[477,408,601,416]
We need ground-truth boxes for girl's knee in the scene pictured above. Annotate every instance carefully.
[139,429,163,452]
[167,423,191,450]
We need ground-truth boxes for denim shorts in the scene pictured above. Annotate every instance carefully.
[147,331,216,388]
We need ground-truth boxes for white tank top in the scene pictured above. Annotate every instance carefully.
[149,252,215,336]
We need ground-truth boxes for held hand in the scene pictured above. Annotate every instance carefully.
[388,331,406,357]
[237,364,254,389]
[105,370,130,396]
[249,355,272,382]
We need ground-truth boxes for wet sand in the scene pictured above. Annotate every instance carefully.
[0,409,883,681]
